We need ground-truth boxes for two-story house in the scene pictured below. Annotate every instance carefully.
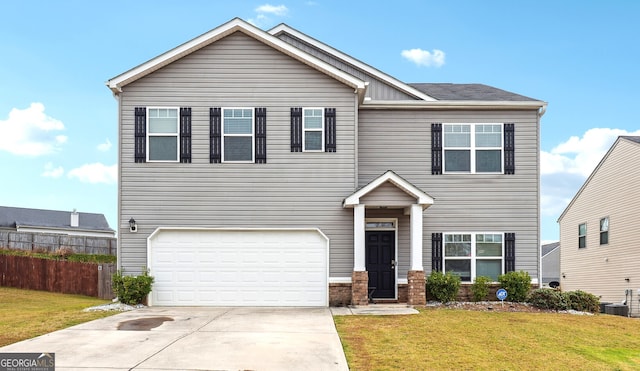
[558,136,640,316]
[107,18,546,307]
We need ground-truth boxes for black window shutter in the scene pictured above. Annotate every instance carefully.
[291,107,302,152]
[431,123,442,174]
[324,108,336,152]
[180,107,192,163]
[431,233,443,272]
[504,123,515,174]
[504,233,516,272]
[255,107,267,163]
[134,107,146,163]
[209,108,222,163]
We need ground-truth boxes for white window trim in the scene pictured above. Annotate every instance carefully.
[599,217,609,245]
[222,107,255,163]
[442,123,504,174]
[302,107,324,152]
[578,222,587,248]
[442,232,504,283]
[147,107,180,163]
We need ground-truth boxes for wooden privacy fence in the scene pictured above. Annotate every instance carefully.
[0,231,116,256]
[0,255,116,299]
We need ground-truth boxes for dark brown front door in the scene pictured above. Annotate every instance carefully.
[366,231,395,299]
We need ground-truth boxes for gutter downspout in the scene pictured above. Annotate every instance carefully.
[536,103,547,286]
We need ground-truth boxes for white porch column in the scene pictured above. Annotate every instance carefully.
[410,203,424,271]
[353,204,366,271]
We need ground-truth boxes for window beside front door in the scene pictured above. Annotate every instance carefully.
[443,233,503,282]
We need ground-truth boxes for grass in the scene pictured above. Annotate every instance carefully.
[0,287,116,347]
[334,307,640,370]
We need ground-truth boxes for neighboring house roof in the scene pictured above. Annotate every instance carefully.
[542,242,560,257]
[409,83,539,102]
[558,136,640,222]
[0,206,114,233]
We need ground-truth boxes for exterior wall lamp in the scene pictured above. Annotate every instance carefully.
[129,218,137,233]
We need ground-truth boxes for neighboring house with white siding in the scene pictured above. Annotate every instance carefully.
[558,136,640,316]
[0,206,114,238]
[107,18,546,307]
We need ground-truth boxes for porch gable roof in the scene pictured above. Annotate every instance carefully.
[343,170,434,209]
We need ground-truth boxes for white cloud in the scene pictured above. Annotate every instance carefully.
[0,102,67,156]
[41,162,64,178]
[68,163,117,184]
[541,128,640,177]
[540,128,640,238]
[97,138,112,152]
[255,4,288,16]
[401,48,445,67]
[248,4,288,28]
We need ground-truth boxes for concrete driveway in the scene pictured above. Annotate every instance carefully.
[0,307,348,371]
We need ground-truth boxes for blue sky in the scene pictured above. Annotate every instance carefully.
[1,1,639,242]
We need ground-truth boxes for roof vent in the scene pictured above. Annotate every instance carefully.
[71,209,79,228]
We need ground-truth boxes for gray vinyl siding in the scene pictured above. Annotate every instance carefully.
[276,33,417,101]
[358,109,540,280]
[118,32,357,277]
[559,138,640,315]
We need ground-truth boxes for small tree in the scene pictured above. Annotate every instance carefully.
[471,276,492,302]
[112,269,154,305]
[426,270,461,303]
[498,271,531,302]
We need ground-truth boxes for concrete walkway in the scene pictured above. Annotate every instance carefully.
[0,307,348,371]
[331,304,419,316]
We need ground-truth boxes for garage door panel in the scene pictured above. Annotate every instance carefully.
[149,229,328,306]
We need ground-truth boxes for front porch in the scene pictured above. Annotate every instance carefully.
[342,170,434,306]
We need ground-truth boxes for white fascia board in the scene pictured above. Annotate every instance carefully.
[269,24,437,102]
[16,225,116,238]
[362,100,548,113]
[107,18,365,95]
[343,170,434,207]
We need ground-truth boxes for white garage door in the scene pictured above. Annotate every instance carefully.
[148,228,328,306]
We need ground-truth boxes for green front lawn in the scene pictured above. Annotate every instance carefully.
[335,307,640,370]
[0,287,115,347]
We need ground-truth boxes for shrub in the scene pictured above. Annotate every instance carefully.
[527,288,570,310]
[470,276,492,302]
[426,270,461,303]
[565,290,600,313]
[498,271,531,302]
[112,269,154,305]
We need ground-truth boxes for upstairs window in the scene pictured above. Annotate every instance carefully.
[578,223,587,248]
[443,124,503,173]
[303,108,324,151]
[223,108,254,162]
[600,217,609,245]
[148,108,179,162]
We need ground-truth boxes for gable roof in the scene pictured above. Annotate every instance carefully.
[107,18,366,98]
[541,242,560,256]
[343,170,434,208]
[409,83,538,101]
[558,136,640,222]
[0,206,114,232]
[269,23,437,102]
